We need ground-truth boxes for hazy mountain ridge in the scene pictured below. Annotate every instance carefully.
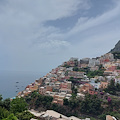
[110,40,120,53]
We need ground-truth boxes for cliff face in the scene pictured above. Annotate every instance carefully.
[110,40,120,53]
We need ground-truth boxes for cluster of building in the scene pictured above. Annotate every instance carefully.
[18,53,120,105]
[106,115,117,120]
[29,110,116,120]
[29,109,90,120]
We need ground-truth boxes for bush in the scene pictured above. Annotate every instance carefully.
[16,111,35,120]
[10,97,28,114]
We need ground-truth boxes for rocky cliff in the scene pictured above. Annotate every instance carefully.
[110,40,120,53]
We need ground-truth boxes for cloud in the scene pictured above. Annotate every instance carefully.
[0,0,120,72]
[0,0,81,23]
[0,0,84,71]
[68,0,120,35]
[0,0,82,46]
[59,0,120,59]
[35,40,70,49]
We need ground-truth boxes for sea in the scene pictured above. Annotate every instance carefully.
[0,70,45,99]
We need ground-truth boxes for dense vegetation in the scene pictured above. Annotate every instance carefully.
[112,52,120,59]
[104,79,120,95]
[87,70,104,78]
[0,95,35,120]
[80,95,103,115]
[72,65,105,78]
[1,85,120,120]
[1,79,120,120]
[1,78,120,119]
[25,91,82,117]
[24,91,120,120]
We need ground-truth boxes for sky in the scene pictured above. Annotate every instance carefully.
[0,0,120,73]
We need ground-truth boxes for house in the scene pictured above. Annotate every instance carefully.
[29,85,38,92]
[25,83,38,92]
[60,83,68,89]
[107,66,116,72]
[99,82,108,89]
[57,99,63,105]
[90,78,100,89]
[62,58,78,67]
[79,83,98,95]
[88,58,100,67]
[106,115,117,120]
[46,85,53,92]
[45,92,67,105]
[69,57,78,61]
[39,110,90,120]
[39,87,46,95]
[65,94,72,100]
[104,62,113,69]
[68,71,85,79]
[114,70,120,75]
[80,63,89,68]
[35,78,43,85]
[53,84,61,91]
[80,58,90,68]
[80,58,90,64]
[60,81,72,90]
[115,77,120,83]
[45,91,56,97]
[52,92,66,105]
[99,53,114,64]
[89,90,98,95]
[104,70,113,76]
[90,66,99,71]
[22,91,31,97]
[76,93,85,98]
[79,83,94,93]
[69,116,82,120]
[44,110,68,119]
[59,88,72,94]
[67,81,72,89]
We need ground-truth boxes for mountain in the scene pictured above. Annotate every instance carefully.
[110,40,120,53]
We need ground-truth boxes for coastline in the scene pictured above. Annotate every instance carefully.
[0,70,44,99]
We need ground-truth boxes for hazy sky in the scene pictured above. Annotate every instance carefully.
[0,0,120,73]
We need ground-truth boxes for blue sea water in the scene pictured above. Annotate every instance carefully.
[0,71,45,99]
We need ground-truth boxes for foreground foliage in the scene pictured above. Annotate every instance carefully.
[0,95,35,120]
[10,97,28,114]
[25,91,120,119]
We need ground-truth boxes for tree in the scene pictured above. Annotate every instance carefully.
[113,52,120,59]
[74,60,78,67]
[80,95,103,115]
[0,106,10,119]
[2,114,17,120]
[105,79,116,95]
[10,97,28,114]
[16,111,35,120]
[73,67,79,71]
[0,94,3,106]
[0,94,2,101]
[69,99,78,109]
[60,115,62,118]
[3,98,10,110]
[116,82,120,91]
[63,98,69,105]
[71,86,77,99]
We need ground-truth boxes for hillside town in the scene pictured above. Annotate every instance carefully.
[11,51,118,119]
[18,52,120,104]
[17,52,120,104]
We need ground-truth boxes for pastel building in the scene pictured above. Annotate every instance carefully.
[39,87,46,95]
[99,82,108,89]
[106,115,117,120]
